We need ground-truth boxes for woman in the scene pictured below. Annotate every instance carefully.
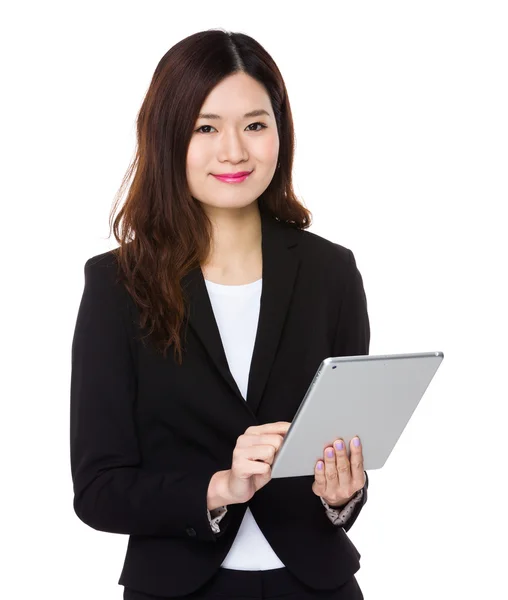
[70,29,370,599]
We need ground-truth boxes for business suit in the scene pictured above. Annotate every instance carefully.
[70,209,370,598]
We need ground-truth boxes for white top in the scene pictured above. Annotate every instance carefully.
[204,277,364,570]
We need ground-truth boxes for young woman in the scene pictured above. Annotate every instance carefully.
[70,29,370,600]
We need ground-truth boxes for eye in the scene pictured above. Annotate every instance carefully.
[194,122,268,134]
[195,125,216,134]
[246,122,268,132]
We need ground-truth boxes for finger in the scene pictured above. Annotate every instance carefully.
[245,422,290,436]
[312,459,327,496]
[349,436,366,488]
[333,439,352,490]
[324,445,340,496]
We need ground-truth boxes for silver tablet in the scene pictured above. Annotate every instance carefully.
[270,351,444,478]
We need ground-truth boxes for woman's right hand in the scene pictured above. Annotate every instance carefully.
[223,421,292,505]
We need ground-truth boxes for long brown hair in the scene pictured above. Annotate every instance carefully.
[108,29,312,365]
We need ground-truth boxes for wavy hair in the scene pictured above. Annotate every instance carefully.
[108,29,312,364]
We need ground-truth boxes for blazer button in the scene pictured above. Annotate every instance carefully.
[186,527,197,537]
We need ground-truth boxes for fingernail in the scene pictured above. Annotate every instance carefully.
[326,448,334,458]
[353,437,361,447]
[335,441,344,451]
[317,461,323,470]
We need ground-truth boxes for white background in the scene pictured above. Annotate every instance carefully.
[2,1,507,598]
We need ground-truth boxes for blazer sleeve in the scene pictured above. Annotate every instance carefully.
[328,247,371,532]
[70,257,229,542]
[332,247,370,359]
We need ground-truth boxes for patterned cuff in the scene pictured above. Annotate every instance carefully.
[207,506,228,533]
[320,488,364,526]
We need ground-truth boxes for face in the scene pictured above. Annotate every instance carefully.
[186,72,280,217]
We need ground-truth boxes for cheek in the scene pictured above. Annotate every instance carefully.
[186,147,210,189]
[186,142,204,172]
[260,133,280,164]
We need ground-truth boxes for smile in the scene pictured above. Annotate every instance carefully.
[212,172,252,184]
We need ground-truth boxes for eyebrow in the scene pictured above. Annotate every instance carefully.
[197,109,271,120]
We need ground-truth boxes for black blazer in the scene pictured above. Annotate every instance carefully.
[70,210,371,597]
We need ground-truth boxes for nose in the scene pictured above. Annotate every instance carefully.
[217,128,249,164]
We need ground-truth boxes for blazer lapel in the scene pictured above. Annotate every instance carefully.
[182,210,301,418]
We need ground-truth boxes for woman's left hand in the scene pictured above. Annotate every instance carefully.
[311,436,366,508]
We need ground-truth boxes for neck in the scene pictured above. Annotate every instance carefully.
[201,203,262,281]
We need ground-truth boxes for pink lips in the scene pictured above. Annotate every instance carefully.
[212,170,252,184]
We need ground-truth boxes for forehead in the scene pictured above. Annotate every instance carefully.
[198,73,272,118]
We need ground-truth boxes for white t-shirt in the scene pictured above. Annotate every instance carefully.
[204,277,364,570]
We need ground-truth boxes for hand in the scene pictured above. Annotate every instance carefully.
[223,421,292,505]
[312,436,366,508]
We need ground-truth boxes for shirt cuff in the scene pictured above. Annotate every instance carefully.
[320,488,364,526]
[207,506,228,533]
